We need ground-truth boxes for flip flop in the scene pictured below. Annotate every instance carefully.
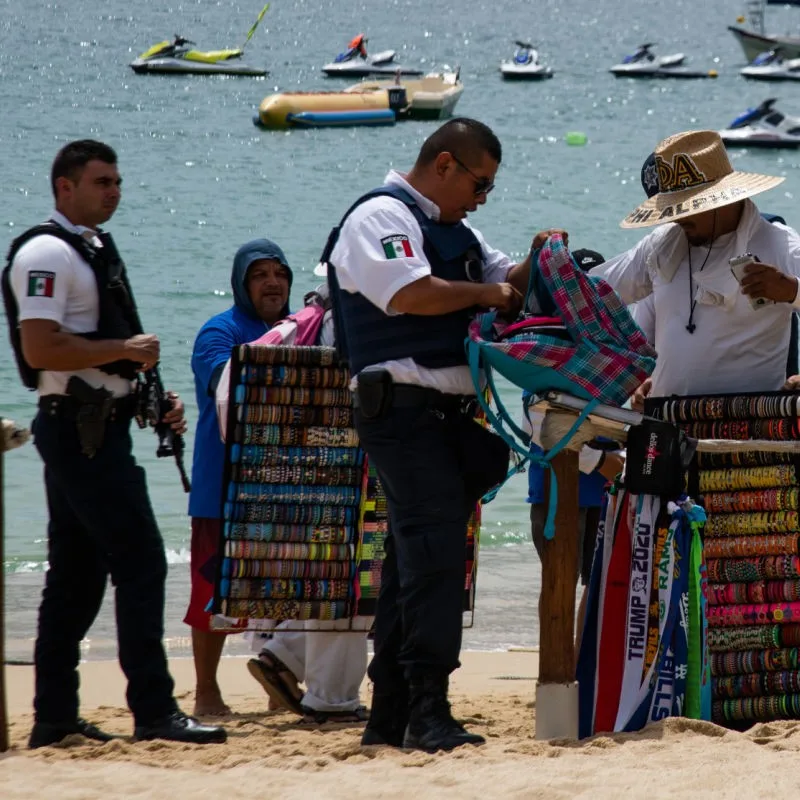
[298,704,369,725]
[246,655,304,716]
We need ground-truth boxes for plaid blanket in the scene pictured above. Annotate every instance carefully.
[468,233,655,407]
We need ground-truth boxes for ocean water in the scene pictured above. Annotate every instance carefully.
[4,0,800,660]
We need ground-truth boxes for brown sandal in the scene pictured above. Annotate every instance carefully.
[247,653,304,715]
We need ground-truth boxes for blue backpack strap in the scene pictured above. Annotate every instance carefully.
[524,246,557,316]
[467,318,603,534]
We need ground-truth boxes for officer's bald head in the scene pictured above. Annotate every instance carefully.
[415,118,502,169]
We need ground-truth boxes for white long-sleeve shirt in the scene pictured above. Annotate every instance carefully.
[594,200,800,397]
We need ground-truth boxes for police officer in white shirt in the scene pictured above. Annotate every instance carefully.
[325,118,561,752]
[2,139,225,748]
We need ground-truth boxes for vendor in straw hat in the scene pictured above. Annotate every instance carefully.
[592,129,800,402]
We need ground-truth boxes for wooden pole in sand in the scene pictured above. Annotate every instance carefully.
[0,432,8,753]
[536,441,580,740]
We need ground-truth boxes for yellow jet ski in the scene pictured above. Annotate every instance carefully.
[130,4,269,76]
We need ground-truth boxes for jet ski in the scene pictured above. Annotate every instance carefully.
[322,34,423,77]
[720,98,800,148]
[499,41,553,80]
[740,48,800,80]
[610,43,716,78]
[130,3,269,76]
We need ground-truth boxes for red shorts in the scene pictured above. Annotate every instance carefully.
[184,517,245,632]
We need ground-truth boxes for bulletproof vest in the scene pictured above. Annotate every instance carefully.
[323,184,484,375]
[2,221,142,389]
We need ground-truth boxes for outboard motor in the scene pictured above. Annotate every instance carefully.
[387,86,408,112]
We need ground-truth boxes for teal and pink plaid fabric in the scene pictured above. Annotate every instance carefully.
[468,234,656,406]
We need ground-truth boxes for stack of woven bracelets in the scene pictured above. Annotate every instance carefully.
[648,391,800,726]
[213,343,479,627]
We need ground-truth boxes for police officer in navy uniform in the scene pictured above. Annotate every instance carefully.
[2,140,225,747]
[326,118,561,752]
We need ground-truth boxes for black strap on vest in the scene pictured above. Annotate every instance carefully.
[2,222,141,389]
[319,189,415,366]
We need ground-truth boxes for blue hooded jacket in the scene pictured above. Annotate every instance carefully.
[188,239,292,519]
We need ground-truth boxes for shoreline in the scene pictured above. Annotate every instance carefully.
[3,543,549,663]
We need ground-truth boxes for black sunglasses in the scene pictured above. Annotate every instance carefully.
[450,153,495,196]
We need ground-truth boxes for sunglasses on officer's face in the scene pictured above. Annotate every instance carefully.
[450,153,495,197]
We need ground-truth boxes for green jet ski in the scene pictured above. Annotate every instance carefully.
[130,4,269,76]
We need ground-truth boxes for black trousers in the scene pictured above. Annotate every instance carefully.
[355,400,508,691]
[31,409,177,727]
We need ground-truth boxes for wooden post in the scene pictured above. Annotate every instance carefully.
[0,442,7,753]
[536,446,580,739]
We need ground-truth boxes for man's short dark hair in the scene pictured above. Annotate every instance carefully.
[51,139,117,198]
[416,118,502,168]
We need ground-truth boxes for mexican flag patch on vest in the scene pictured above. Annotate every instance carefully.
[381,235,413,259]
[27,271,55,298]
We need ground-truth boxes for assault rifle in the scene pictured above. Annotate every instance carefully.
[135,367,192,493]
[97,231,191,493]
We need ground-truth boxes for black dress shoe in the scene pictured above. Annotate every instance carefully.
[134,711,227,744]
[29,717,115,749]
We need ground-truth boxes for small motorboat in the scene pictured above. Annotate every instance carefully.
[728,1,800,63]
[720,97,800,148]
[321,33,423,77]
[499,41,553,80]
[130,3,269,76]
[610,43,717,78]
[254,70,463,129]
[740,48,800,80]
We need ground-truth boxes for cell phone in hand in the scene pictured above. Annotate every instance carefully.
[729,253,775,309]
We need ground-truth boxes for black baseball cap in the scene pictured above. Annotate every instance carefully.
[572,248,605,271]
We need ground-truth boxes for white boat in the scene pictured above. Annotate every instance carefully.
[344,70,464,120]
[255,71,464,129]
[729,0,800,62]
[610,43,716,78]
[321,35,423,77]
[719,98,800,148]
[499,41,553,80]
[130,4,270,76]
[740,48,800,79]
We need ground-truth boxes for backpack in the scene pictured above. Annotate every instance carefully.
[466,233,656,538]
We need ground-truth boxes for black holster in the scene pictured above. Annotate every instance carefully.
[66,376,114,458]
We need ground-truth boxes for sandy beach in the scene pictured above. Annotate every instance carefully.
[3,650,800,799]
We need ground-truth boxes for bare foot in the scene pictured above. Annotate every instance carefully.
[193,688,231,716]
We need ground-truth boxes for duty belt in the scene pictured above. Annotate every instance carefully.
[38,392,138,422]
[355,383,481,418]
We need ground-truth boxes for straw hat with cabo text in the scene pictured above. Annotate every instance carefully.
[620,130,784,229]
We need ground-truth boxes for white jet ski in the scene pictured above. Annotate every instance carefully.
[720,98,800,148]
[499,40,553,80]
[130,4,270,76]
[610,43,716,78]
[740,48,800,80]
[322,34,423,77]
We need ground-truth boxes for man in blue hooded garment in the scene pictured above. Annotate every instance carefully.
[185,239,292,715]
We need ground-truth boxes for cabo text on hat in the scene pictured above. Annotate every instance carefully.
[621,130,784,229]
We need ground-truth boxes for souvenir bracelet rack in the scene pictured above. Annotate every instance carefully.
[212,344,478,629]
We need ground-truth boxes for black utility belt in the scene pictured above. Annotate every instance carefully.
[354,376,480,419]
[39,392,138,422]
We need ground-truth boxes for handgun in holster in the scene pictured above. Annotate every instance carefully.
[356,369,393,419]
[66,376,113,458]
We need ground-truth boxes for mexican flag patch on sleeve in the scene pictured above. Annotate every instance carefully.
[381,235,414,259]
[27,271,56,298]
